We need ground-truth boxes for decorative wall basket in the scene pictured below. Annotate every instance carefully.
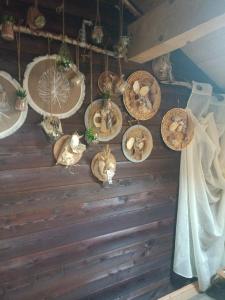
[161,108,194,151]
[84,99,122,142]
[0,71,28,139]
[23,55,85,119]
[53,133,86,166]
[123,70,161,120]
[98,71,119,95]
[122,125,153,163]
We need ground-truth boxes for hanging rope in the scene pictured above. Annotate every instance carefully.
[62,0,65,41]
[16,26,21,83]
[118,57,122,77]
[90,50,93,104]
[76,44,80,70]
[47,34,53,116]
[95,0,101,26]
[119,0,124,37]
[105,52,109,73]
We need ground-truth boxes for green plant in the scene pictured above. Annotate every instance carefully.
[101,90,112,101]
[1,15,15,24]
[85,128,97,144]
[57,56,72,70]
[16,89,27,99]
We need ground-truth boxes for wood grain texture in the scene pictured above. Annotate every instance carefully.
[0,34,190,300]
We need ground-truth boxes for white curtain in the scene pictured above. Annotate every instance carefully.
[173,81,225,291]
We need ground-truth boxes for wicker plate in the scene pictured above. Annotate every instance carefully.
[161,108,194,151]
[84,99,122,142]
[123,70,161,120]
[53,135,83,165]
[91,151,116,182]
[122,125,153,163]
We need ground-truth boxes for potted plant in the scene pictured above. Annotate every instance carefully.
[15,89,27,111]
[1,15,15,41]
[101,90,112,101]
[57,56,72,71]
[85,128,98,145]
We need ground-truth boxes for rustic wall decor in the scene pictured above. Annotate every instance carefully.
[0,71,27,139]
[123,70,161,120]
[85,98,122,142]
[122,124,153,162]
[23,54,85,119]
[91,144,116,183]
[161,108,194,151]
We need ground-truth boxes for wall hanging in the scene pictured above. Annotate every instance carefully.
[91,144,116,184]
[0,71,27,139]
[161,108,194,151]
[23,54,85,119]
[85,98,122,142]
[54,132,86,166]
[123,70,161,121]
[26,0,46,31]
[1,14,15,41]
[122,124,153,162]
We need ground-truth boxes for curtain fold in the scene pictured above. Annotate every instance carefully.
[173,81,225,291]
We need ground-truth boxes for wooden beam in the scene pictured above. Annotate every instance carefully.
[128,0,225,63]
[123,0,142,18]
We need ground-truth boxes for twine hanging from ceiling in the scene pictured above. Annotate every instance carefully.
[16,26,21,83]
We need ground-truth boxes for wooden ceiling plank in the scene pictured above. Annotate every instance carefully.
[128,0,225,63]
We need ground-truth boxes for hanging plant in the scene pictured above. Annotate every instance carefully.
[57,54,72,71]
[85,127,98,145]
[92,0,104,45]
[27,0,46,30]
[15,88,27,111]
[1,15,15,41]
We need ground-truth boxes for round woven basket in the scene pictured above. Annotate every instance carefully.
[84,99,122,142]
[161,108,194,151]
[122,125,153,163]
[123,70,161,121]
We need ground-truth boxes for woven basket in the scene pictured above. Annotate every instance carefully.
[161,108,194,151]
[123,70,161,121]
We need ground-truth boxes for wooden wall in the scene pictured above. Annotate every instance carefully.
[0,37,190,300]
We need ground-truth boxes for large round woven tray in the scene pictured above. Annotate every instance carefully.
[122,125,153,163]
[24,55,85,119]
[91,151,116,182]
[161,108,194,151]
[123,70,161,121]
[0,71,28,139]
[84,99,122,142]
[53,134,83,165]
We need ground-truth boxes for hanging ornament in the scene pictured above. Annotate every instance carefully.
[1,15,15,41]
[92,0,104,45]
[152,54,173,82]
[27,0,46,30]
[91,144,116,184]
[115,0,130,60]
[70,45,84,86]
[115,57,129,95]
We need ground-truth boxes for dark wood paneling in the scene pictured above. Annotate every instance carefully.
[0,32,190,300]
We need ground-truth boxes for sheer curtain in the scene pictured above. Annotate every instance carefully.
[173,81,225,291]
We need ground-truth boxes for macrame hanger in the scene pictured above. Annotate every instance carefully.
[105,52,109,73]
[118,57,122,77]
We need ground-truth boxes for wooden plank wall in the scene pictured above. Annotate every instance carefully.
[0,37,189,300]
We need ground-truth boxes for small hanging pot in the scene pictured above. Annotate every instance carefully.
[92,25,104,45]
[15,89,27,111]
[116,75,129,95]
[41,116,63,142]
[1,16,15,41]
[27,1,46,30]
